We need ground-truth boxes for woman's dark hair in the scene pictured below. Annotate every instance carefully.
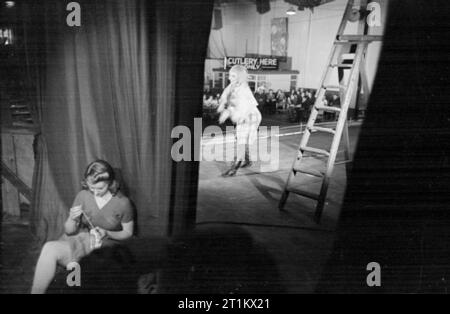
[81,160,119,195]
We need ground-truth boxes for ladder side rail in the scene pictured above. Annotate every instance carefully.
[325,43,365,188]
[335,0,355,40]
[315,43,366,222]
[314,44,338,100]
[314,0,355,101]
[279,123,307,210]
[359,52,371,96]
[342,120,351,162]
[300,87,327,150]
[279,86,327,210]
[307,0,354,147]
[278,170,293,210]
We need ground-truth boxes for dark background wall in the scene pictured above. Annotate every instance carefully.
[317,0,450,293]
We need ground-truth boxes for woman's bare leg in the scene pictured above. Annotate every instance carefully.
[31,241,71,294]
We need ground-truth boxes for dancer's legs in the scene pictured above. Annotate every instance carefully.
[222,112,260,176]
[240,144,252,168]
[31,240,71,294]
[241,111,261,168]
[222,122,247,177]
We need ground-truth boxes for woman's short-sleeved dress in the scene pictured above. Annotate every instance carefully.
[59,190,134,263]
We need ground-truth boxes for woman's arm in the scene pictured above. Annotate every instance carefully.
[105,221,134,241]
[64,205,82,235]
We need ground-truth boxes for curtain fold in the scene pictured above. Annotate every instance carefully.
[26,0,213,241]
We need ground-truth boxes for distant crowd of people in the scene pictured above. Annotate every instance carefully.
[203,87,341,124]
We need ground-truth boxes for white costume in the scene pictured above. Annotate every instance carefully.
[218,82,262,146]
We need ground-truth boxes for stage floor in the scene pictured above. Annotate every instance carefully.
[196,121,362,292]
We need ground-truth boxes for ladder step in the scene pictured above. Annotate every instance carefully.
[286,188,320,201]
[308,126,336,135]
[293,163,325,178]
[337,35,383,42]
[330,63,353,68]
[335,159,352,165]
[340,53,355,60]
[315,105,341,113]
[300,146,330,157]
[334,40,355,45]
[322,85,345,90]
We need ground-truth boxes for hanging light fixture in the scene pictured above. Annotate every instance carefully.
[286,7,296,15]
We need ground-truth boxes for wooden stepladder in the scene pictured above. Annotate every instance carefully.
[278,0,382,223]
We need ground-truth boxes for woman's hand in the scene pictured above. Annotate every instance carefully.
[65,205,82,235]
[69,205,83,221]
[94,227,108,240]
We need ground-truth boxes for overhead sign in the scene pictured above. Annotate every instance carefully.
[224,56,279,71]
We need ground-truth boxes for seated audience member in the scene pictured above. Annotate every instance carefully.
[330,94,340,107]
[203,95,212,108]
[328,94,341,121]
[287,88,298,101]
[31,160,135,294]
[287,105,300,122]
[316,96,328,122]
[276,89,286,112]
[306,90,316,104]
[203,89,213,106]
[299,91,307,106]
[323,95,332,121]
[286,89,300,122]
[265,89,277,114]
[203,95,220,124]
[301,90,312,118]
[254,87,266,113]
[287,90,299,107]
[210,95,219,109]
[297,90,315,121]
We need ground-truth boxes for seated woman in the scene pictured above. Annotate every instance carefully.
[31,160,134,294]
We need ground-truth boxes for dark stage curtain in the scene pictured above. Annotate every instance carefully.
[316,0,450,293]
[24,0,212,242]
